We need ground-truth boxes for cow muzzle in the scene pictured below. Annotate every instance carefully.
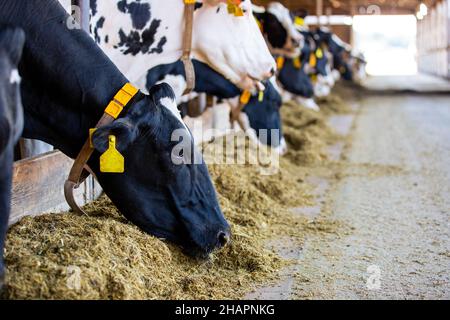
[238,75,270,92]
[217,230,231,248]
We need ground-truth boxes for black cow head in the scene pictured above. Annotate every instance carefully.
[243,80,285,151]
[0,26,25,291]
[278,58,314,98]
[91,83,230,259]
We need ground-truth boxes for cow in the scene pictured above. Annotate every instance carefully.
[88,0,286,150]
[253,2,303,58]
[0,0,232,288]
[0,26,25,290]
[144,58,286,151]
[315,27,353,81]
[90,0,276,93]
[242,78,286,151]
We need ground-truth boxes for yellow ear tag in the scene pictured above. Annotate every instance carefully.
[227,4,236,15]
[234,6,244,17]
[316,48,324,59]
[100,135,125,174]
[240,90,252,105]
[276,56,285,70]
[294,17,305,26]
[309,53,317,67]
[311,74,318,84]
[184,0,196,3]
[293,57,302,69]
[258,91,264,102]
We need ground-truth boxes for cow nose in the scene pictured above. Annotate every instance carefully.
[217,231,230,248]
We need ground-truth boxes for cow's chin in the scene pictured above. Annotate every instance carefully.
[237,76,258,92]
[237,77,267,93]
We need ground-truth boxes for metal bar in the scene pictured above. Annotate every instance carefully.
[71,0,90,32]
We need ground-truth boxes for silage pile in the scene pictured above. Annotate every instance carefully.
[2,93,349,300]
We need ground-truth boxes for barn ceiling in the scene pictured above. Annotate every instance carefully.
[252,0,438,15]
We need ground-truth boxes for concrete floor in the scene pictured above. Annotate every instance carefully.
[248,91,450,300]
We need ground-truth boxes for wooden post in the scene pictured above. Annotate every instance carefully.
[317,0,324,26]
[326,7,332,28]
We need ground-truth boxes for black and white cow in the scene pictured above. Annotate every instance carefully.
[88,0,287,150]
[252,3,323,109]
[253,2,303,58]
[144,58,286,151]
[0,26,25,289]
[0,0,231,286]
[90,0,276,93]
[315,27,353,81]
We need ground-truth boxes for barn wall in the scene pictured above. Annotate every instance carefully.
[417,0,450,78]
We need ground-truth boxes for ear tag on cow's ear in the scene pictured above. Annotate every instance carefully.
[316,48,324,59]
[309,53,317,67]
[234,6,244,17]
[295,17,305,26]
[227,4,236,15]
[240,90,252,105]
[184,0,196,4]
[293,57,302,69]
[276,56,285,70]
[258,91,264,102]
[100,135,125,174]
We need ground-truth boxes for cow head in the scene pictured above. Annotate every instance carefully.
[242,79,287,154]
[0,26,25,291]
[253,2,303,58]
[91,83,230,259]
[193,0,276,91]
[278,58,314,98]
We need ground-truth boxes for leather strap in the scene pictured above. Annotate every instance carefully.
[64,83,139,215]
[182,1,196,95]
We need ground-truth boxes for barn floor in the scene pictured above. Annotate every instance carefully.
[247,83,450,299]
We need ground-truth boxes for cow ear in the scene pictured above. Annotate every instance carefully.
[253,10,266,22]
[0,27,25,66]
[91,119,138,154]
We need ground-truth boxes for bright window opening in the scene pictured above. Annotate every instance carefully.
[353,15,417,76]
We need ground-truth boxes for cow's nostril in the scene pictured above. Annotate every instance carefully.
[217,231,230,248]
[270,68,276,76]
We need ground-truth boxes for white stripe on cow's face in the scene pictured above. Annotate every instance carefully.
[10,69,21,84]
[159,96,189,131]
[157,74,187,102]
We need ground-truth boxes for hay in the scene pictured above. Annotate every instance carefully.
[281,101,338,165]
[2,90,352,300]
